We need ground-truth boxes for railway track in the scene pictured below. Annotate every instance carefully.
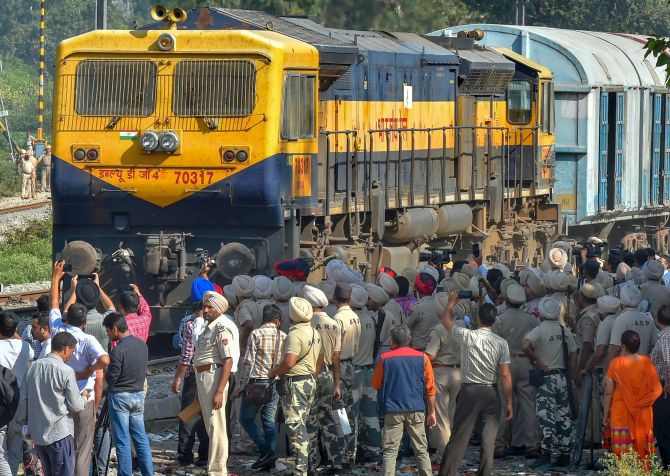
[0,199,51,216]
[0,288,50,308]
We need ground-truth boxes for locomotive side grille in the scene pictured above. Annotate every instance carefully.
[459,68,514,95]
[173,60,256,117]
[75,60,157,116]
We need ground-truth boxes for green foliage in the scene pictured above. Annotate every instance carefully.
[645,35,670,87]
[0,157,20,197]
[0,217,52,285]
[599,449,669,476]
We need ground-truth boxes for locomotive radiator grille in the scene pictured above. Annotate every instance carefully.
[172,60,256,117]
[74,60,157,116]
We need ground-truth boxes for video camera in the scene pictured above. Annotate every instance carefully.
[195,248,216,268]
[572,238,608,259]
[419,248,457,265]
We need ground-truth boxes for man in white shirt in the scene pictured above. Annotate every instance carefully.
[50,261,110,476]
[31,312,52,359]
[0,311,34,475]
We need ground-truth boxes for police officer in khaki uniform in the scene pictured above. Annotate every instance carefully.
[272,276,295,334]
[406,273,439,351]
[377,274,405,357]
[492,284,539,458]
[303,285,343,470]
[352,285,382,463]
[268,297,323,476]
[521,271,547,319]
[523,297,578,468]
[425,296,464,459]
[640,260,670,320]
[194,292,239,476]
[333,283,361,468]
[574,283,602,383]
[233,275,259,352]
[37,145,51,192]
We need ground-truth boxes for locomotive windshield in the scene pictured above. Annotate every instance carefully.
[281,74,316,140]
[506,80,532,124]
[172,60,257,117]
[74,60,157,116]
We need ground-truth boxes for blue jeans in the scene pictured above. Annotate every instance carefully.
[239,383,279,458]
[108,392,154,476]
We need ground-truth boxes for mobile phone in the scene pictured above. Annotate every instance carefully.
[458,290,473,299]
[63,263,73,272]
[472,244,480,258]
[117,284,134,294]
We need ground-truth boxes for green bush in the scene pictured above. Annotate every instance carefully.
[0,158,20,197]
[0,216,52,284]
[599,449,669,475]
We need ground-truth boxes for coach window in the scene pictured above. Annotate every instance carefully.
[507,80,532,124]
[282,74,316,140]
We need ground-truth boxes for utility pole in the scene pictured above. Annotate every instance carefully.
[516,0,526,26]
[96,0,108,30]
[35,0,46,157]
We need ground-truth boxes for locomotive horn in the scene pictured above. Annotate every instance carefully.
[151,4,168,22]
[167,8,188,23]
[470,29,485,41]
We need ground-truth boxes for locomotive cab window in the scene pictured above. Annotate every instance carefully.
[75,60,156,116]
[507,80,532,124]
[541,81,555,133]
[173,60,256,116]
[282,74,316,140]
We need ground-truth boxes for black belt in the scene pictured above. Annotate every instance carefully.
[283,374,313,382]
[355,364,374,369]
[545,369,567,375]
[463,382,496,387]
[249,378,270,383]
[340,358,353,363]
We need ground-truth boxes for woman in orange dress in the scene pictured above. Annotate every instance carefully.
[603,329,663,461]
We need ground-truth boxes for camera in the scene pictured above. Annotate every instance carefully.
[458,290,473,299]
[419,248,457,265]
[63,263,73,273]
[195,248,216,268]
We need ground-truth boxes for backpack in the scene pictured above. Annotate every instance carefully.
[172,314,193,351]
[0,364,19,428]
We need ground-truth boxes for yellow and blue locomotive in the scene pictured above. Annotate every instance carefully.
[51,7,556,331]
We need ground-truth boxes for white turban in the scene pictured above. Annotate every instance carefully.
[461,264,477,279]
[203,291,229,316]
[620,284,642,307]
[418,264,439,283]
[500,278,517,300]
[548,271,571,292]
[548,248,568,270]
[364,284,389,306]
[233,275,255,298]
[350,285,368,309]
[626,267,647,285]
[538,296,561,320]
[289,296,313,323]
[318,280,336,303]
[377,272,399,297]
[222,285,238,307]
[644,260,665,281]
[401,268,418,288]
[440,278,460,294]
[597,295,620,315]
[326,259,364,284]
[451,272,470,291]
[518,268,533,285]
[527,273,547,298]
[272,276,295,302]
[581,283,604,299]
[595,270,613,290]
[253,275,273,299]
[469,276,483,297]
[302,285,328,309]
[506,284,526,305]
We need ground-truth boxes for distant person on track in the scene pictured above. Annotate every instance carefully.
[36,145,51,192]
[20,149,35,199]
[103,313,154,476]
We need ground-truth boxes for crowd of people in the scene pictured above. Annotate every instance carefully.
[3,238,670,475]
[17,130,51,199]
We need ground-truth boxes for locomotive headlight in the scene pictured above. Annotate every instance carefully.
[140,131,159,152]
[74,148,86,161]
[159,131,179,152]
[157,33,175,51]
[236,150,248,162]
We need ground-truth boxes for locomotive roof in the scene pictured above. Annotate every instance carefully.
[431,25,667,90]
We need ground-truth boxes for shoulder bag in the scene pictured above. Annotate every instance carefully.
[243,328,281,405]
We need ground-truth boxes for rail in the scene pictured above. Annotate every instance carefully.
[0,287,50,307]
[0,200,51,216]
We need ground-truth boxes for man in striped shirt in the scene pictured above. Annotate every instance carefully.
[117,285,152,345]
[437,293,512,476]
[233,304,286,470]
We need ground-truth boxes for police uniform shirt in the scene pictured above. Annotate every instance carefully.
[41,151,51,167]
[353,310,376,367]
[235,298,260,330]
[193,315,237,367]
[609,308,658,356]
[405,295,440,351]
[379,301,404,346]
[594,313,618,369]
[283,322,322,377]
[334,305,361,360]
[640,281,670,320]
[425,321,463,366]
[525,321,577,370]
[492,307,539,355]
[311,311,342,365]
[575,304,599,350]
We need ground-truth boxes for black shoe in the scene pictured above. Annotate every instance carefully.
[507,445,526,456]
[531,451,551,469]
[176,455,194,466]
[252,453,278,470]
[554,453,571,467]
[195,459,208,468]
